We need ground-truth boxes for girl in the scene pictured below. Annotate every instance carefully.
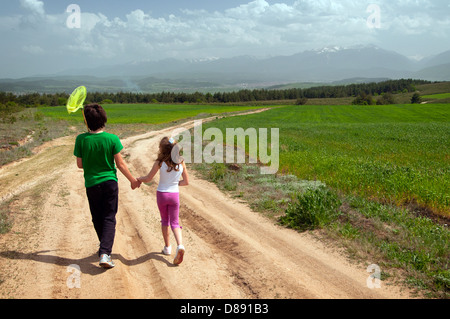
[138,137,189,265]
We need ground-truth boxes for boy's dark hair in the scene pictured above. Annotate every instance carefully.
[84,103,107,131]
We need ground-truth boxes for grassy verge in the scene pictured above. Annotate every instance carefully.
[0,108,72,166]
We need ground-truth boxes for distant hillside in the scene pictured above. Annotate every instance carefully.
[0,45,448,94]
[413,63,450,81]
[56,45,424,82]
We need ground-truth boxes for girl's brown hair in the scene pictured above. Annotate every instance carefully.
[157,137,183,172]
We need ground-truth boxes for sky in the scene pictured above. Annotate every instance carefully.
[1,0,449,78]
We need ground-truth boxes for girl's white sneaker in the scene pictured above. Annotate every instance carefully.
[162,245,172,255]
[173,245,185,265]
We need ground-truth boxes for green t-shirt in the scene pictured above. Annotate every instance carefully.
[74,132,124,188]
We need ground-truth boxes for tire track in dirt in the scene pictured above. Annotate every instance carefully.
[180,204,260,298]
[113,195,172,299]
[178,174,407,299]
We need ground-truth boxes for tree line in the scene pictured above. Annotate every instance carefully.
[0,79,430,107]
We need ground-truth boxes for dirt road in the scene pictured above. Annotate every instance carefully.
[0,113,413,299]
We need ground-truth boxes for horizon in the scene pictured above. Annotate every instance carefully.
[1,0,449,78]
[2,44,449,81]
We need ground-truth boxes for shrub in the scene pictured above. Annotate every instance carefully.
[223,173,238,191]
[376,93,396,105]
[352,94,375,105]
[279,186,342,231]
[208,163,227,182]
[57,97,68,106]
[411,93,422,104]
[295,97,308,105]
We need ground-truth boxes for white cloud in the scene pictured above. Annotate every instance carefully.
[20,0,45,16]
[22,44,44,55]
[225,0,270,18]
[392,14,432,35]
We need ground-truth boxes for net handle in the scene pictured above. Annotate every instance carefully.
[82,107,89,132]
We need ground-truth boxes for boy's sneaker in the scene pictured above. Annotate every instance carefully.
[99,254,115,269]
[173,245,185,265]
[162,245,172,255]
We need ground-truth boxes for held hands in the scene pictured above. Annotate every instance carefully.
[131,178,142,190]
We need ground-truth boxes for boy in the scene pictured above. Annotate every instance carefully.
[74,103,141,269]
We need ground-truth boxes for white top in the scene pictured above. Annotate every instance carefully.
[157,161,183,193]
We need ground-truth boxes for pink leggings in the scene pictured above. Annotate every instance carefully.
[156,191,181,230]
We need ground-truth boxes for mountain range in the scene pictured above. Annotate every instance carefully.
[1,45,449,94]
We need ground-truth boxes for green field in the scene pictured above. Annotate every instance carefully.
[200,103,450,216]
[422,93,450,100]
[39,104,264,124]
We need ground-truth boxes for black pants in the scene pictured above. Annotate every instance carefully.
[86,180,119,257]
